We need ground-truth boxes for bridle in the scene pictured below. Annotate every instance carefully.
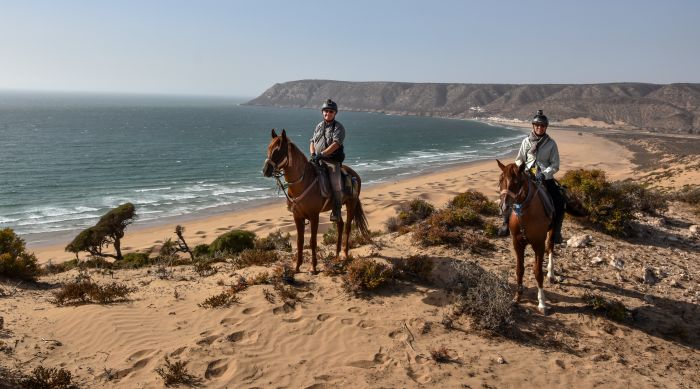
[264,137,315,206]
[500,170,535,241]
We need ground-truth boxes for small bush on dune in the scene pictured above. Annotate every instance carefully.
[209,230,256,255]
[392,255,434,282]
[449,190,499,216]
[255,230,292,252]
[0,228,40,281]
[342,258,393,295]
[322,224,378,247]
[119,252,152,268]
[199,290,240,308]
[193,259,217,277]
[582,291,632,322]
[159,239,178,257]
[192,244,210,258]
[155,356,199,387]
[322,253,353,276]
[387,199,435,232]
[238,249,279,267]
[21,366,79,389]
[52,279,135,305]
[613,181,667,215]
[451,261,514,333]
[672,185,700,215]
[271,263,296,284]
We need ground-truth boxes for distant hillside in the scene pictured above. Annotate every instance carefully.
[246,80,700,134]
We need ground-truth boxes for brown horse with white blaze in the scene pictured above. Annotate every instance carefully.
[497,159,555,313]
[263,129,370,273]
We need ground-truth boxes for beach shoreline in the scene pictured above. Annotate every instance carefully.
[27,127,635,264]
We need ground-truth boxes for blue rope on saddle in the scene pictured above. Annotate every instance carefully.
[513,203,524,217]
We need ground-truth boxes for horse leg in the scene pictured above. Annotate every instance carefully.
[335,217,344,259]
[342,199,355,259]
[309,214,320,274]
[513,239,525,303]
[546,229,556,283]
[533,243,547,313]
[293,216,305,273]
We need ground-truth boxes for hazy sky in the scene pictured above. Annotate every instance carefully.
[1,0,698,97]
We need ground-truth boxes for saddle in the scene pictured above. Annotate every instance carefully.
[316,164,358,200]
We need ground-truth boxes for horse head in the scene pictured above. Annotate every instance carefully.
[497,159,528,213]
[262,128,290,177]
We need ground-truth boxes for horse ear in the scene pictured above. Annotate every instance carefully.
[271,128,277,138]
[281,129,287,140]
[497,159,506,171]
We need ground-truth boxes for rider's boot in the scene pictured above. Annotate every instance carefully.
[552,212,564,244]
[497,209,510,237]
[330,191,343,222]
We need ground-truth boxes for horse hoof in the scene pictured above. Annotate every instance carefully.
[538,306,548,315]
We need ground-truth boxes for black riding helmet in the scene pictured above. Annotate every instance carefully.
[321,99,338,112]
[532,109,548,127]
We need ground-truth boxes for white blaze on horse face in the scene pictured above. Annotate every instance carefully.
[538,287,546,310]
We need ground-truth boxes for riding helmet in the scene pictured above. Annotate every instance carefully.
[532,109,549,127]
[321,99,338,112]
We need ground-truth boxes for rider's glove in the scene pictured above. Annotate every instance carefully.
[535,172,546,182]
[310,152,317,162]
[318,151,325,159]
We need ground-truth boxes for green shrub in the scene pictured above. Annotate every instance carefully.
[560,169,642,236]
[119,252,151,268]
[159,239,178,256]
[0,228,40,281]
[391,199,435,230]
[209,230,256,255]
[155,356,199,387]
[449,190,499,216]
[613,181,667,215]
[342,258,393,295]
[192,244,210,258]
[65,203,136,260]
[255,230,292,252]
[672,185,700,216]
[199,290,240,308]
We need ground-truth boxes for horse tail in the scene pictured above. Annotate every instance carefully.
[564,194,588,217]
[353,199,372,242]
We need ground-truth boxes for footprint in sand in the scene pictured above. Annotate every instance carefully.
[347,307,362,314]
[220,317,241,326]
[341,318,353,325]
[317,313,331,321]
[127,349,154,361]
[226,331,245,343]
[273,304,297,315]
[242,307,258,315]
[388,330,408,341]
[170,347,187,357]
[197,335,220,346]
[196,231,206,235]
[205,359,230,379]
[357,320,375,329]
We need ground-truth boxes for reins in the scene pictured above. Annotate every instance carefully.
[500,173,537,242]
[269,142,318,207]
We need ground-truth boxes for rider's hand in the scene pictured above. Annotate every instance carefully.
[318,151,325,159]
[310,153,317,162]
[535,172,546,182]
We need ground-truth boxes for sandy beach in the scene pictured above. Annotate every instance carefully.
[4,126,700,388]
[28,128,635,264]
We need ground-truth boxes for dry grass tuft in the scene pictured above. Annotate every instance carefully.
[255,230,292,252]
[193,259,217,277]
[52,278,135,306]
[22,366,79,389]
[430,345,455,364]
[238,249,279,267]
[155,356,199,387]
[199,290,240,309]
[392,255,434,282]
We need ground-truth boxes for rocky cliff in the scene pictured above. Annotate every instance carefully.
[246,80,700,133]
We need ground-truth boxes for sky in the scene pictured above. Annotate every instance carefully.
[1,0,699,97]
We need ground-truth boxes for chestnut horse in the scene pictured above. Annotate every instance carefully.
[497,159,556,313]
[263,129,370,273]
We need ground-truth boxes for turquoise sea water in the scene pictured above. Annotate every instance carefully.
[0,92,522,242]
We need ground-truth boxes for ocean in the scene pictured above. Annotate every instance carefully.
[0,92,522,242]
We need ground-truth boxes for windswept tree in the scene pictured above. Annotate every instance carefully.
[66,203,136,260]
